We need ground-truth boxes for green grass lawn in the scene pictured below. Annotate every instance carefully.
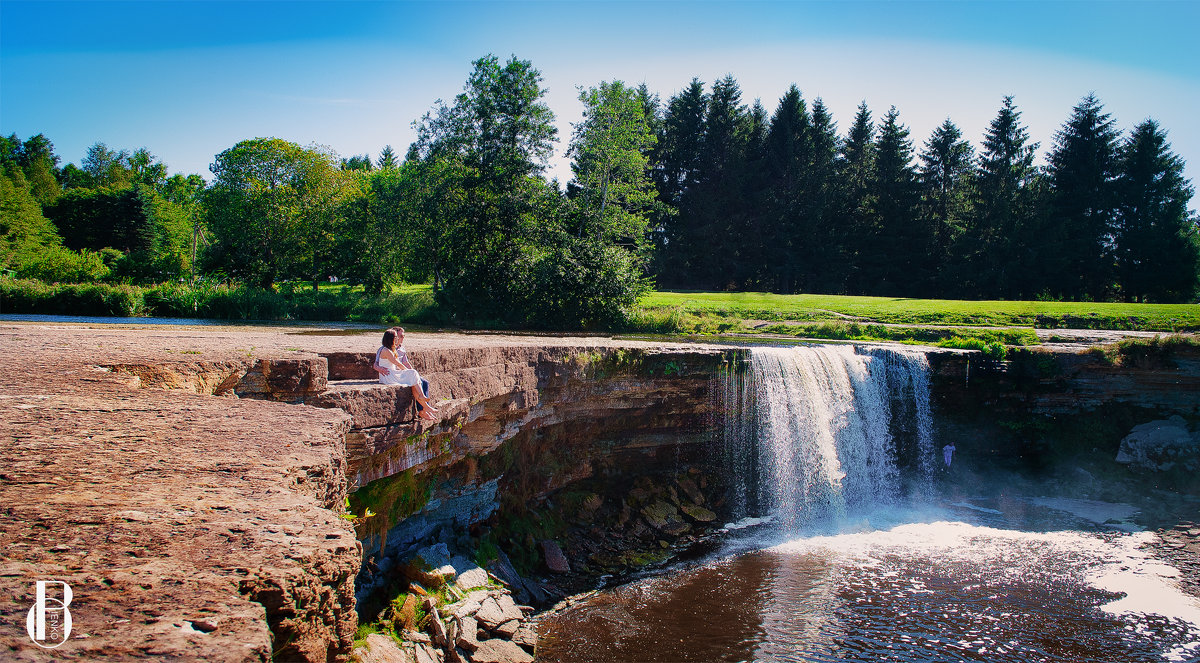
[637,290,1200,332]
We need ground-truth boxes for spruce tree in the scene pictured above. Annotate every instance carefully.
[1114,119,1198,302]
[651,79,707,285]
[865,106,920,295]
[806,98,842,293]
[762,85,812,292]
[377,145,398,170]
[839,101,876,293]
[1046,94,1121,300]
[960,96,1039,298]
[919,119,975,293]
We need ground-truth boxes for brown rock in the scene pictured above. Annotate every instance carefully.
[540,540,571,574]
[398,594,419,631]
[414,641,440,663]
[428,604,448,646]
[474,597,507,629]
[455,615,480,651]
[511,625,538,652]
[493,619,520,638]
[356,633,414,663]
[468,638,534,663]
[495,594,524,623]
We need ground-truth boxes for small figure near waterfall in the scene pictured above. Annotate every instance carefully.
[375,328,438,420]
[943,442,956,467]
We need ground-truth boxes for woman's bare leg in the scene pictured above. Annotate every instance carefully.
[412,385,436,419]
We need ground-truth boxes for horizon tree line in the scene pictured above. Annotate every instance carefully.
[2,57,1197,325]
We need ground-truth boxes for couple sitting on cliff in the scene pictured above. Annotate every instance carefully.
[375,327,439,421]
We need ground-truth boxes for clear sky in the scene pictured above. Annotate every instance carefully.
[3,0,1198,192]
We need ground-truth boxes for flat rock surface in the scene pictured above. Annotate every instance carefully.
[0,321,719,660]
[0,324,364,661]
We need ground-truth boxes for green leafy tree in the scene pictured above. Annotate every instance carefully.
[204,138,349,289]
[0,165,63,271]
[1046,94,1121,299]
[566,80,657,246]
[410,54,559,322]
[1114,119,1198,302]
[805,98,843,293]
[341,154,374,172]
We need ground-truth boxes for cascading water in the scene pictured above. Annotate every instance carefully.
[723,344,935,532]
[541,343,1200,662]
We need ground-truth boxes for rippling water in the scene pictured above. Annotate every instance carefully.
[538,510,1200,663]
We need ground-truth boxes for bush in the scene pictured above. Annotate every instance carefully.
[13,245,110,283]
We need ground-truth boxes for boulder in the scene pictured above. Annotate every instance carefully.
[452,555,490,591]
[640,499,690,535]
[468,639,534,663]
[494,594,524,623]
[1116,416,1200,471]
[413,642,440,663]
[354,633,414,663]
[679,502,717,523]
[493,619,520,638]
[539,540,571,574]
[455,615,480,652]
[511,625,537,652]
[474,597,507,629]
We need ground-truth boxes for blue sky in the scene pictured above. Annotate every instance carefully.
[3,0,1198,190]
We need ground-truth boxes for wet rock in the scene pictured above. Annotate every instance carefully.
[1116,416,1200,471]
[540,540,571,574]
[679,502,716,523]
[469,639,534,663]
[641,499,689,535]
[676,476,705,505]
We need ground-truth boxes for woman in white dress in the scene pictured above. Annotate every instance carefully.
[375,328,438,420]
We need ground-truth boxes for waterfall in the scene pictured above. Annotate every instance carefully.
[723,344,935,533]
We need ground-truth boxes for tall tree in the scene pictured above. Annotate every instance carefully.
[761,85,812,291]
[377,145,398,170]
[958,96,1040,297]
[650,78,707,284]
[1114,119,1198,302]
[1046,94,1121,299]
[918,119,975,291]
[204,138,348,289]
[864,106,921,294]
[838,101,876,293]
[410,54,560,322]
[805,98,843,293]
[567,80,657,246]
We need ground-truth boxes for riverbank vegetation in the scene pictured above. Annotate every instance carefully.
[2,54,1197,333]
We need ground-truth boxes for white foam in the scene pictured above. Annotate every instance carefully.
[771,520,1200,634]
[950,501,1003,515]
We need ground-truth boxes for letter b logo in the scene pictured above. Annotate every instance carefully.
[26,580,72,649]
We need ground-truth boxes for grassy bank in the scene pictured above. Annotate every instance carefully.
[637,291,1200,332]
[3,279,1196,348]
